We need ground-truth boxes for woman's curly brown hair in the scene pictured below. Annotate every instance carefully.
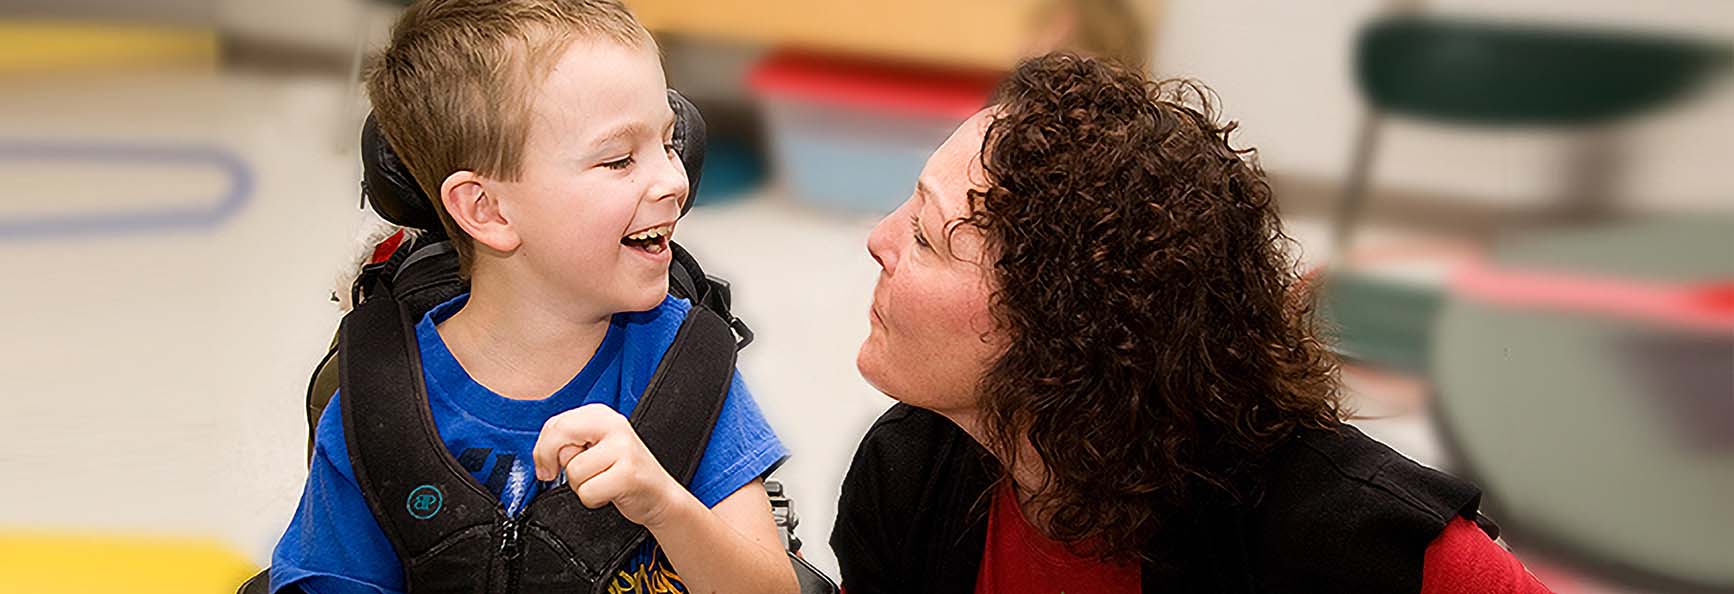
[960,53,1342,561]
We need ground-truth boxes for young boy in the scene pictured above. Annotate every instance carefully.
[269,2,796,593]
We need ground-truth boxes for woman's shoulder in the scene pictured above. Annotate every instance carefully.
[1262,423,1485,528]
[1242,424,1496,590]
[838,403,999,522]
[833,404,996,590]
[847,404,984,484]
[861,403,966,446]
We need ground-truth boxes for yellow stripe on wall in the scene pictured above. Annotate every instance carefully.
[0,532,258,594]
[0,22,219,74]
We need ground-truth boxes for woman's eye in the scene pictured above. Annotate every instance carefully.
[602,155,634,170]
[911,217,932,249]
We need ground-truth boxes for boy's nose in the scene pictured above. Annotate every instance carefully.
[649,147,689,206]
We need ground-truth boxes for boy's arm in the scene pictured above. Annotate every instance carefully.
[532,404,798,594]
[271,393,404,594]
[645,477,797,594]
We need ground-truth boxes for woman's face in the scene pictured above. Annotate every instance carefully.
[857,109,1005,421]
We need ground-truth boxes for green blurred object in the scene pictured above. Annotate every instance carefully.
[1432,216,1734,593]
[1317,273,1443,375]
[1322,14,1732,374]
[691,137,767,206]
[1357,16,1731,126]
[1333,14,1732,254]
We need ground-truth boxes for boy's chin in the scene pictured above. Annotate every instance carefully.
[620,279,669,312]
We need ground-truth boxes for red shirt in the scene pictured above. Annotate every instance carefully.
[973,484,1139,593]
[1419,515,1555,594]
[971,484,1553,594]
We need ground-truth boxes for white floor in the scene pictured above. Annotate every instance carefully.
[0,72,367,557]
[0,70,1626,591]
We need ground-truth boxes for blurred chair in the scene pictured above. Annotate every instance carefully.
[1334,14,1731,254]
[1324,14,1734,593]
[1321,13,1730,374]
[1431,216,1734,593]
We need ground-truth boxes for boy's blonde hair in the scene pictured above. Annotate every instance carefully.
[365,0,654,272]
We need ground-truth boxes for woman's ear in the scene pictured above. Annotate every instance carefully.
[440,170,520,253]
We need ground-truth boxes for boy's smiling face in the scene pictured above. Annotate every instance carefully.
[487,38,687,315]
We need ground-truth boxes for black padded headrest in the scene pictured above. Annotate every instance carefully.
[668,88,706,213]
[361,89,709,233]
[360,112,438,231]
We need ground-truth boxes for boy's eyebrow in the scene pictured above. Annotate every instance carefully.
[588,112,677,149]
[590,122,653,148]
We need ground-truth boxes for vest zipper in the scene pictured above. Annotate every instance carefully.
[498,513,524,593]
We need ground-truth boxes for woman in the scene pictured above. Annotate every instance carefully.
[832,54,1551,593]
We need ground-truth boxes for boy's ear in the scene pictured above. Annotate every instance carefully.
[440,170,520,253]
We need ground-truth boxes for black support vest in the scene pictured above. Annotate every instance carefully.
[339,266,740,594]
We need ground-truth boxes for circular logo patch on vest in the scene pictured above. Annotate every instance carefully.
[406,484,443,520]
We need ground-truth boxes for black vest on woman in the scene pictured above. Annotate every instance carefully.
[831,404,1497,594]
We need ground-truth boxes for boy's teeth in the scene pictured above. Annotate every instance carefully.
[626,225,671,241]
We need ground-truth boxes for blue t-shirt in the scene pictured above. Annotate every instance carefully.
[271,294,787,594]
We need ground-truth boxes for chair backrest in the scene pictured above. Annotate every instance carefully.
[1355,15,1731,126]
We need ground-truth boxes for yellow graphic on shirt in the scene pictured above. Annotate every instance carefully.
[608,545,686,594]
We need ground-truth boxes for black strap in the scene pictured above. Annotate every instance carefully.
[341,282,501,567]
[306,239,459,466]
[387,239,465,321]
[631,306,736,484]
[303,340,337,464]
[524,305,738,589]
[670,241,754,350]
[237,569,274,594]
[393,240,455,285]
[668,243,702,304]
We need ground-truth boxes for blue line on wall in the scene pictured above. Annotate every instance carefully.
[0,141,254,241]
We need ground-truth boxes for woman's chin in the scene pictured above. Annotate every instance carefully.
[855,341,894,397]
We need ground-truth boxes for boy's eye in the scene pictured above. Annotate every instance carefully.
[602,155,635,170]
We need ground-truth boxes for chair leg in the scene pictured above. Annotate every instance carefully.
[1557,123,1625,223]
[1332,110,1385,263]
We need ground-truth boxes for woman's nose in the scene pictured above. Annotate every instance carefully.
[866,212,899,273]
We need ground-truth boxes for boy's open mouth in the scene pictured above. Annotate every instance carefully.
[621,223,673,255]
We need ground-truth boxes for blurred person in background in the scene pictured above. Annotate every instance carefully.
[829,53,1555,594]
